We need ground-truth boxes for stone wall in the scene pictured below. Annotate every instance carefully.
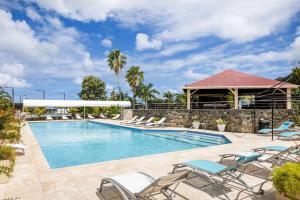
[128,109,299,133]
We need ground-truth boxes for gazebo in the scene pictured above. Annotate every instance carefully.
[183,69,298,109]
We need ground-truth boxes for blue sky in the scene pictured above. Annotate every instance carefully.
[1,0,300,101]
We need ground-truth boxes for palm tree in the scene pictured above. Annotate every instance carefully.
[137,83,159,109]
[163,91,175,104]
[0,87,12,110]
[107,50,127,96]
[125,66,144,106]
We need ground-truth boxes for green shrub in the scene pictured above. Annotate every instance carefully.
[153,117,160,122]
[68,107,79,116]
[293,115,300,126]
[191,116,200,122]
[0,146,15,161]
[272,162,300,199]
[32,107,46,117]
[216,118,226,125]
[104,106,121,117]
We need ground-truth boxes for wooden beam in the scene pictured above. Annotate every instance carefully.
[228,88,235,94]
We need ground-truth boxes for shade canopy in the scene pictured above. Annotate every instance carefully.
[23,99,131,108]
[183,69,298,89]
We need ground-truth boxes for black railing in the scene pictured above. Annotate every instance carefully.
[134,103,186,110]
[133,98,300,110]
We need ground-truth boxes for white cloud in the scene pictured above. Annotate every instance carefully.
[0,9,110,87]
[156,42,199,57]
[101,38,112,48]
[30,0,300,43]
[183,69,208,80]
[25,7,43,22]
[135,33,162,51]
[297,26,300,36]
[0,63,30,87]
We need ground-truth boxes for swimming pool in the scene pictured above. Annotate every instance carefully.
[29,121,231,168]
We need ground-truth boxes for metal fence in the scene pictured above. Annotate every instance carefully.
[133,98,300,110]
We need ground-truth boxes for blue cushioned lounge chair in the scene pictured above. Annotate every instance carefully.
[278,131,300,139]
[258,121,293,134]
[172,153,267,200]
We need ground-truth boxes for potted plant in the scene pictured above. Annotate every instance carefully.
[216,118,226,132]
[272,162,300,200]
[192,116,200,129]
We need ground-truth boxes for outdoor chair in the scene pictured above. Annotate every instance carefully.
[98,170,190,200]
[46,115,53,120]
[127,116,145,125]
[100,114,107,119]
[258,121,293,134]
[75,114,83,120]
[145,117,166,127]
[112,114,120,120]
[134,117,154,126]
[278,131,300,140]
[8,143,27,154]
[120,116,138,124]
[172,153,269,200]
[87,114,95,119]
[62,115,69,120]
[252,144,300,165]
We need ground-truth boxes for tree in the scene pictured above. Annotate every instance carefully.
[137,83,159,109]
[79,75,106,100]
[68,107,79,116]
[0,88,13,110]
[163,91,175,103]
[125,66,144,105]
[287,67,300,85]
[175,93,187,104]
[109,91,131,101]
[107,50,127,95]
[32,107,46,118]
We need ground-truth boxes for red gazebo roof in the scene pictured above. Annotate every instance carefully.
[184,69,298,89]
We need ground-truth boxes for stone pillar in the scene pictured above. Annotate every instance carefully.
[234,88,239,109]
[187,89,191,109]
[287,88,292,109]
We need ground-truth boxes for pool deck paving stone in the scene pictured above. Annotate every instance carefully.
[1,119,297,200]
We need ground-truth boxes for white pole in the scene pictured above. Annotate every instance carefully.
[287,88,292,109]
[84,106,86,119]
[187,89,191,109]
[234,88,239,109]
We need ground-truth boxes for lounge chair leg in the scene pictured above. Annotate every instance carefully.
[99,180,105,192]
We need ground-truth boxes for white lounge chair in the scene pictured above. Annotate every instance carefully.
[145,117,166,127]
[134,117,154,126]
[100,114,107,119]
[98,170,190,200]
[8,143,27,154]
[120,116,138,124]
[75,114,83,120]
[46,116,53,120]
[128,116,145,125]
[62,115,69,120]
[87,114,95,119]
[112,114,120,120]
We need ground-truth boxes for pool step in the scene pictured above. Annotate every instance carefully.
[144,132,224,147]
[153,132,226,145]
[170,132,226,144]
[143,133,207,147]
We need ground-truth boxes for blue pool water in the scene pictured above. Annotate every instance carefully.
[29,121,231,168]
